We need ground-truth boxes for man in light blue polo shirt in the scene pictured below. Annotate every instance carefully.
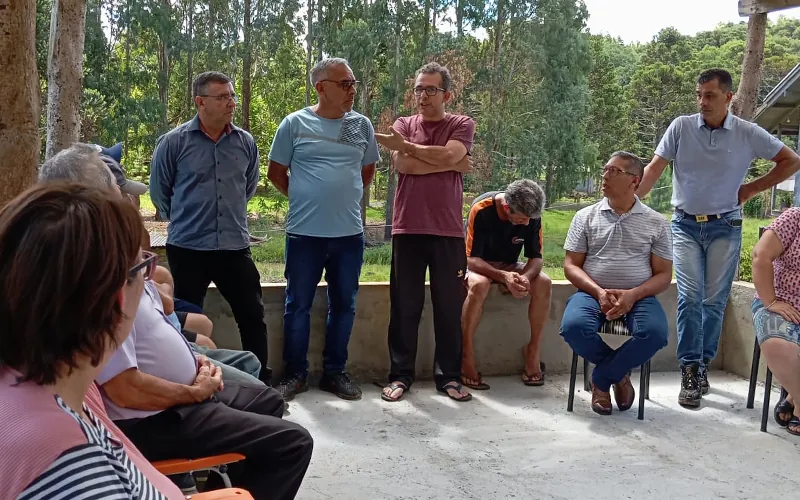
[638,68,800,408]
[267,57,379,401]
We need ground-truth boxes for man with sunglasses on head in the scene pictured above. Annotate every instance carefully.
[267,58,379,401]
[150,71,271,385]
[374,62,475,403]
[561,152,672,416]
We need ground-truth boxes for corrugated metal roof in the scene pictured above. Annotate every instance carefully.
[753,62,800,136]
[149,231,168,248]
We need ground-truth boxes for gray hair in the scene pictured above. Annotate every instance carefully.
[610,151,644,178]
[310,58,350,86]
[192,71,233,99]
[38,143,116,191]
[506,179,546,219]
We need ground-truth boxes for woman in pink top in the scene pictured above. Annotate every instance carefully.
[0,183,180,499]
[752,207,800,436]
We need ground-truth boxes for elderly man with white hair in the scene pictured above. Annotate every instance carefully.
[461,179,552,390]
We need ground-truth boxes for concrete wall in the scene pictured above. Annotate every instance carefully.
[720,282,760,380]
[202,280,739,381]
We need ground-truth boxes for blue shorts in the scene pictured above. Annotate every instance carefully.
[752,298,800,347]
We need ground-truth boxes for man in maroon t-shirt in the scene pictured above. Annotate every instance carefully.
[375,62,475,402]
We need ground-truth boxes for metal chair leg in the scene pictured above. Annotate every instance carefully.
[638,363,647,420]
[568,351,579,412]
[761,368,773,433]
[583,358,590,392]
[644,361,651,401]
[747,337,761,409]
[780,387,788,400]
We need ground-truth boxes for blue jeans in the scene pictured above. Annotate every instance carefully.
[191,344,264,386]
[560,292,669,392]
[283,233,364,378]
[672,209,742,367]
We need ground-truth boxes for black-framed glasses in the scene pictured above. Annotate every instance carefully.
[414,86,446,96]
[128,251,158,281]
[199,93,238,103]
[320,79,360,90]
[601,165,636,178]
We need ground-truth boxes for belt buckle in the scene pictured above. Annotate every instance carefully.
[696,214,709,222]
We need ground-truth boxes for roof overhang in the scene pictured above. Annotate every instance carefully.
[739,0,800,16]
[752,62,800,136]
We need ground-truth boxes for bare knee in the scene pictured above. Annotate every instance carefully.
[531,272,552,299]
[467,274,492,301]
[186,313,214,337]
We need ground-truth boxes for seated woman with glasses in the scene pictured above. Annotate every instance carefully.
[752,207,800,436]
[0,183,178,498]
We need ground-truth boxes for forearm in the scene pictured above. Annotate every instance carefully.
[636,166,662,199]
[103,369,200,411]
[393,152,458,175]
[630,271,672,301]
[268,172,289,196]
[362,165,376,187]
[745,158,800,194]
[752,257,777,303]
[521,258,543,281]
[564,264,604,299]
[404,142,460,165]
[467,257,508,283]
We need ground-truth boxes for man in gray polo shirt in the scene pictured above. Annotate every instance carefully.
[637,68,800,408]
[562,151,672,415]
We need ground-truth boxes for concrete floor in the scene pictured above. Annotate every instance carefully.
[286,371,797,500]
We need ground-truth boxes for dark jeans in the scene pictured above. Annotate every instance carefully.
[166,244,271,384]
[560,291,669,392]
[115,381,312,500]
[387,234,467,390]
[283,233,364,378]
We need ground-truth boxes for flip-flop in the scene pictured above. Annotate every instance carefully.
[774,398,794,427]
[380,382,408,402]
[522,362,546,386]
[437,381,473,402]
[787,415,800,436]
[461,373,490,390]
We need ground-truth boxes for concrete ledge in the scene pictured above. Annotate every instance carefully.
[201,280,751,380]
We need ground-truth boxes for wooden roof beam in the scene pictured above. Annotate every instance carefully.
[739,0,800,16]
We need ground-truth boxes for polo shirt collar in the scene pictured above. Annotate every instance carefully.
[696,112,734,130]
[600,196,646,214]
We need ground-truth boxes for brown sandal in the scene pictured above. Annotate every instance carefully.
[380,382,407,402]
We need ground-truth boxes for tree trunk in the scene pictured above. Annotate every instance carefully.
[0,0,40,207]
[730,13,768,120]
[456,0,464,37]
[494,0,505,70]
[45,0,87,159]
[421,0,430,62]
[157,0,170,132]
[186,0,194,118]
[316,0,324,61]
[242,0,252,131]
[305,0,314,106]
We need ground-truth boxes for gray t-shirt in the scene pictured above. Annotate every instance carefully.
[564,197,672,290]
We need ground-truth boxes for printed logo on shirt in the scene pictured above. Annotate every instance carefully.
[511,236,524,245]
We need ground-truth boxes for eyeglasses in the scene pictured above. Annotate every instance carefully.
[414,86,446,96]
[199,93,238,103]
[320,80,360,90]
[601,165,636,178]
[128,251,158,281]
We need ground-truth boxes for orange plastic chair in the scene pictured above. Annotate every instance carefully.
[152,453,246,488]
[186,488,253,499]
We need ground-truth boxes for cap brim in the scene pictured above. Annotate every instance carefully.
[122,180,148,196]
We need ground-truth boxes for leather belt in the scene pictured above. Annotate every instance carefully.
[675,210,721,222]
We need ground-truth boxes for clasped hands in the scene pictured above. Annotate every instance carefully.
[598,289,635,321]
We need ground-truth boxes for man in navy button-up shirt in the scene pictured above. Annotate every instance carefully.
[637,68,800,409]
[150,71,271,383]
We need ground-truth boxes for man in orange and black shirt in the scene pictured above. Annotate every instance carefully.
[462,179,552,389]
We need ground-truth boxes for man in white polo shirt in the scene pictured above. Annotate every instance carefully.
[562,151,672,415]
[637,68,800,408]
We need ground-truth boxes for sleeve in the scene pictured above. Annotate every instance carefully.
[268,116,294,167]
[523,218,543,259]
[18,444,133,500]
[149,134,176,220]
[96,331,138,385]
[363,119,380,166]
[767,207,800,250]
[245,133,260,200]
[563,211,588,253]
[393,117,409,140]
[465,208,489,259]
[651,219,673,261]
[749,123,785,160]
[654,117,681,160]
[181,329,198,343]
[449,117,476,153]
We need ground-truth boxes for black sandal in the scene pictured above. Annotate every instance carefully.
[381,382,408,402]
[437,381,472,402]
[522,362,546,387]
[787,416,800,436]
[461,373,490,390]
[774,398,794,427]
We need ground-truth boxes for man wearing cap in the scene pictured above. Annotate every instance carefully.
[149,71,270,383]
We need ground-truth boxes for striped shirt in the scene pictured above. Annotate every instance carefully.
[564,197,672,290]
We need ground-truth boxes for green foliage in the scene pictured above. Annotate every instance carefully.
[744,193,765,218]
